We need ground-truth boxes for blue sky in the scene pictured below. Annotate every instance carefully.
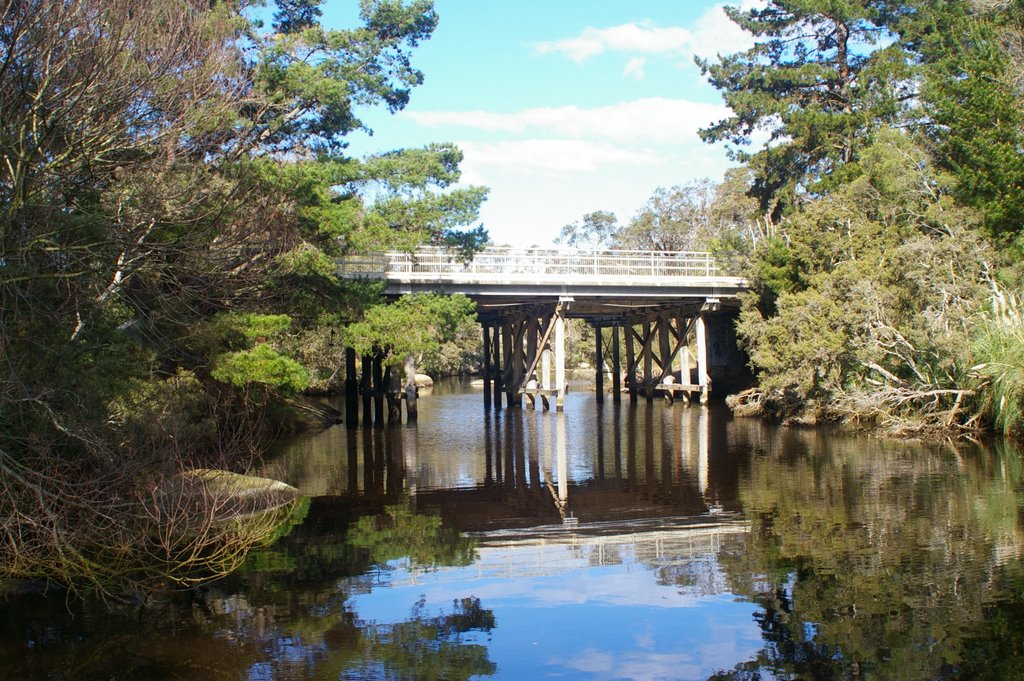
[328,1,759,248]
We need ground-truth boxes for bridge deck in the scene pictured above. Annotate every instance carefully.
[339,247,746,318]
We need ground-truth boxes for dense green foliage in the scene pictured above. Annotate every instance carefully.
[697,0,1024,433]
[0,0,485,592]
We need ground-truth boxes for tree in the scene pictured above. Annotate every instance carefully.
[905,0,1024,247]
[617,180,719,251]
[273,0,323,34]
[343,294,477,368]
[732,129,992,430]
[0,0,487,593]
[555,210,619,249]
[697,1,915,217]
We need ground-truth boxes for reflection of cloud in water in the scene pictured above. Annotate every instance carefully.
[565,649,700,681]
[562,631,759,681]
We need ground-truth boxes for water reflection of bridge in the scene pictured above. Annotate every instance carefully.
[271,399,737,535]
[377,518,748,592]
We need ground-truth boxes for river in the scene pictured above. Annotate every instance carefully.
[2,380,1024,680]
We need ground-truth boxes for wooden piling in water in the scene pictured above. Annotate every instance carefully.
[642,321,654,402]
[404,355,418,422]
[625,322,636,402]
[482,324,492,410]
[361,355,373,428]
[696,315,709,405]
[612,324,621,404]
[345,347,359,425]
[385,365,402,423]
[372,354,385,425]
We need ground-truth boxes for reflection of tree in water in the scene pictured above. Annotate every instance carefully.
[347,504,476,569]
[711,440,1024,680]
[345,597,497,681]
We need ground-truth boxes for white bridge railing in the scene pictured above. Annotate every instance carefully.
[339,246,723,280]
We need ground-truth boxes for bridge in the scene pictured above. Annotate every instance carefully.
[338,247,748,419]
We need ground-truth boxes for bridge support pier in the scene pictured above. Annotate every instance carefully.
[612,324,621,404]
[617,312,710,406]
[484,302,567,412]
[482,323,493,410]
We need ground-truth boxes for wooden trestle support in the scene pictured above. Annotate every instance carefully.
[481,301,569,412]
[342,304,724,423]
[592,313,711,406]
[479,304,716,411]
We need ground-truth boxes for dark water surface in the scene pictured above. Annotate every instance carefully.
[4,380,1024,680]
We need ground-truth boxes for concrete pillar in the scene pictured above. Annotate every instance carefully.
[595,326,604,403]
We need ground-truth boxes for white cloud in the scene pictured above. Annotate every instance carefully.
[690,4,759,60]
[533,4,758,66]
[458,139,660,177]
[404,98,729,146]
[623,56,646,80]
[535,23,693,63]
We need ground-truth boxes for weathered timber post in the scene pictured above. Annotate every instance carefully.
[345,347,359,425]
[676,317,691,406]
[642,321,654,402]
[482,324,492,410]
[361,355,373,427]
[372,353,385,424]
[696,314,709,405]
[510,319,525,409]
[540,337,552,412]
[492,323,503,410]
[502,322,516,408]
[525,316,539,410]
[555,308,566,412]
[625,323,637,402]
[403,354,418,422]
[612,324,622,404]
[385,365,402,423]
[658,318,672,383]
[595,325,604,404]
